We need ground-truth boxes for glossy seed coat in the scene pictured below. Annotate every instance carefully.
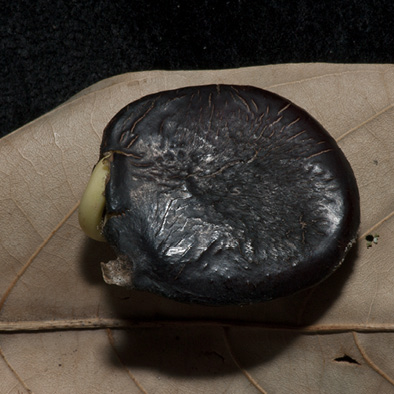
[89,85,360,305]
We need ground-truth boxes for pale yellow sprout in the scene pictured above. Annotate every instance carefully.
[78,154,111,242]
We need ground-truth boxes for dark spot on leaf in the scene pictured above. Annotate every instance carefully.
[334,354,360,365]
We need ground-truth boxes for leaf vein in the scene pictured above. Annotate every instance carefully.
[223,328,268,394]
[359,210,394,240]
[0,201,80,312]
[0,345,32,393]
[267,68,393,91]
[336,103,394,142]
[353,332,394,387]
[106,328,148,394]
[4,319,394,333]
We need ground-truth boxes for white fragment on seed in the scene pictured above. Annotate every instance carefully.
[101,257,133,287]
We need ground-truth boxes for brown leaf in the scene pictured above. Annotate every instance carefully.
[1,64,394,393]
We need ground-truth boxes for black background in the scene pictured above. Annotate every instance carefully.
[1,0,394,137]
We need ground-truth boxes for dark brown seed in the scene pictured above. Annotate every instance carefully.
[99,84,360,305]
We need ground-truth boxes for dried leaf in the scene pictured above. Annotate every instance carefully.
[1,63,394,393]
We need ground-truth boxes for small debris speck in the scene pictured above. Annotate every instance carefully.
[366,234,379,248]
